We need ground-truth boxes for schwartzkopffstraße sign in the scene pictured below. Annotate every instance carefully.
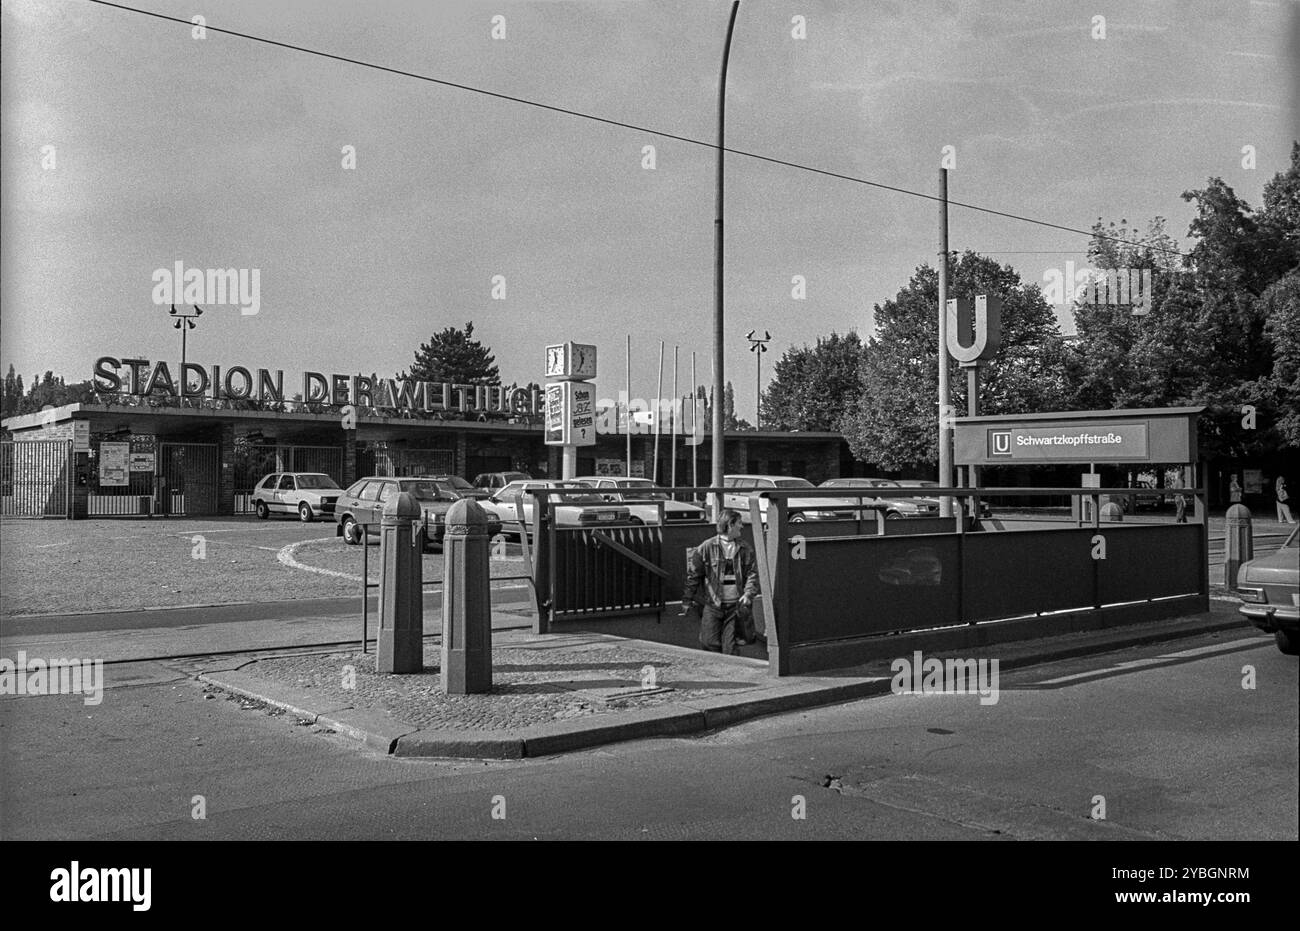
[987,424,1148,460]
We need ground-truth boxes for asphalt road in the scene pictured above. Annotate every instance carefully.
[2,628,1293,840]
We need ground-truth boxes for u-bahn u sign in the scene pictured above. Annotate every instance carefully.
[952,407,1202,466]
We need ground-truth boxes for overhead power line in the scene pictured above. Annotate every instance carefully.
[84,0,1190,258]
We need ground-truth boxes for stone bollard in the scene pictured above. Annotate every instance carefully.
[1224,504,1253,592]
[377,491,424,674]
[1100,501,1124,522]
[441,498,493,694]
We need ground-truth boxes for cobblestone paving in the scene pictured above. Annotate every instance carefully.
[238,637,766,731]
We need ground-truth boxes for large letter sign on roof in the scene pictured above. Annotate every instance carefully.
[946,295,1001,365]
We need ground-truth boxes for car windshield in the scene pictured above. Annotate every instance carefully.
[296,475,340,489]
[774,479,814,488]
[442,476,475,490]
[401,481,452,501]
[616,481,669,499]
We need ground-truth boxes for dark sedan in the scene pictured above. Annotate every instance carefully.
[334,476,503,550]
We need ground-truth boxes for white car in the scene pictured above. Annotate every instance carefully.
[482,480,632,536]
[251,472,342,522]
[572,477,708,524]
[723,475,862,524]
[821,478,939,518]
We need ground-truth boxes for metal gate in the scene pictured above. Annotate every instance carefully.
[277,445,343,479]
[0,439,72,517]
[86,437,156,516]
[546,524,666,620]
[362,446,456,477]
[157,443,220,516]
[233,444,344,513]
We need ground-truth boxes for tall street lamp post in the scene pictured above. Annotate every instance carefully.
[169,304,202,400]
[746,329,770,429]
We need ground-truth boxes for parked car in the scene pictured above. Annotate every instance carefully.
[481,480,631,537]
[251,472,342,522]
[572,477,708,524]
[723,475,862,525]
[892,479,993,518]
[1118,479,1164,513]
[818,478,906,519]
[820,478,941,518]
[1237,526,1299,655]
[333,476,502,550]
[473,471,532,492]
[427,474,493,501]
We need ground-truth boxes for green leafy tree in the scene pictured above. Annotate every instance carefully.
[701,381,752,431]
[761,331,866,431]
[3,365,23,418]
[1070,145,1300,456]
[840,252,1070,471]
[403,322,500,385]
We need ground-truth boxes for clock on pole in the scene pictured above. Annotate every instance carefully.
[544,342,597,381]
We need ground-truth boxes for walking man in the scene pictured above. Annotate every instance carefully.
[1277,476,1295,524]
[681,509,760,655]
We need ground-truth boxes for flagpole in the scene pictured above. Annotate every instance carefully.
[671,345,679,488]
[653,340,664,484]
[691,350,698,491]
[625,334,632,477]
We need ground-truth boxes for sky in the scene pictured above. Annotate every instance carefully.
[2,0,1296,422]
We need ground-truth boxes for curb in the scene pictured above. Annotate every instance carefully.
[196,609,1258,760]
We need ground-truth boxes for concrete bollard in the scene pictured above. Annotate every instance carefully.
[441,498,493,694]
[1101,501,1124,522]
[1224,504,1253,592]
[377,491,424,674]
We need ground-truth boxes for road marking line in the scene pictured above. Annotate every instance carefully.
[1035,637,1272,685]
[277,538,362,582]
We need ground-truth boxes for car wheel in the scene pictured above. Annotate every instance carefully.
[298,502,314,522]
[255,501,269,520]
[1276,629,1299,656]
[341,516,361,545]
[629,517,645,526]
[885,511,903,520]
[789,514,806,523]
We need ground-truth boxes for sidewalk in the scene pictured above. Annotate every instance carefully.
[195,600,1256,759]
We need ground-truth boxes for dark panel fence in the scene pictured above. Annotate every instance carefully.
[529,483,1211,677]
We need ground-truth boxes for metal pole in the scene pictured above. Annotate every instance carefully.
[712,0,740,516]
[967,365,979,513]
[653,340,664,484]
[691,351,698,492]
[755,343,761,430]
[937,167,953,517]
[625,334,632,477]
[671,345,678,489]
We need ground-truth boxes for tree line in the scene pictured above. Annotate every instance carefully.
[761,144,1300,471]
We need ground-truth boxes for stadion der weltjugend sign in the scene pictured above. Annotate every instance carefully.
[91,356,542,416]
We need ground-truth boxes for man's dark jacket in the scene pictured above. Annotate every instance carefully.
[682,535,760,609]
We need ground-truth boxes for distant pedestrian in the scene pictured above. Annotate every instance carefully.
[1171,471,1188,523]
[681,509,760,655]
[1277,476,1295,524]
[1229,475,1242,504]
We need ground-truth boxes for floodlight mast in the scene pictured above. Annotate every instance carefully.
[711,1,740,518]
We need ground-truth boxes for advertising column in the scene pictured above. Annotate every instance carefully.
[543,342,597,480]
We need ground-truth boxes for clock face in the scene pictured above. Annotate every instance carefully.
[545,346,565,376]
[572,344,596,377]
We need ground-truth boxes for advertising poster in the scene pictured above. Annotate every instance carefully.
[544,384,565,445]
[99,442,130,487]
